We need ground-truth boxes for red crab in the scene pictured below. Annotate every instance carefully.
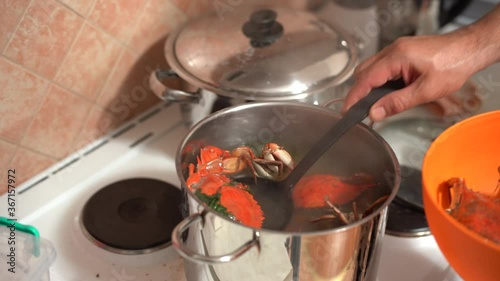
[185,143,295,229]
[445,177,500,244]
[292,173,381,224]
[292,173,378,208]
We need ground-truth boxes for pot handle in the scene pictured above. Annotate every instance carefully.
[172,212,261,264]
[149,68,201,104]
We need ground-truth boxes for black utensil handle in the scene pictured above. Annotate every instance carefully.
[285,79,405,188]
[349,78,406,119]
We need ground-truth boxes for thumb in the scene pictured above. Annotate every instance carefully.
[369,81,421,122]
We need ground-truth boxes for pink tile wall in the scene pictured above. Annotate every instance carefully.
[0,0,305,192]
[0,0,190,191]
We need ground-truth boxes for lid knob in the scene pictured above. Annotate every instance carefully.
[242,9,284,48]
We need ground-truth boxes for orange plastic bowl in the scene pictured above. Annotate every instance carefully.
[422,110,500,281]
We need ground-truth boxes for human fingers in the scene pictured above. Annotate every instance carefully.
[353,42,397,76]
[353,54,379,76]
[342,57,380,112]
[342,55,403,114]
[368,74,451,121]
[367,82,419,122]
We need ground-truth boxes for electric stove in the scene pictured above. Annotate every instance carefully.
[0,100,462,281]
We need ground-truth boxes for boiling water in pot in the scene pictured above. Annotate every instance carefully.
[180,102,399,234]
[191,168,392,232]
[246,175,391,232]
[284,182,391,232]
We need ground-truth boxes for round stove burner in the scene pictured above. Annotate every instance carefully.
[386,201,430,237]
[386,166,430,237]
[396,166,424,212]
[81,178,183,254]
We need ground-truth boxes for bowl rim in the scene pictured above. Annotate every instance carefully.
[422,109,500,251]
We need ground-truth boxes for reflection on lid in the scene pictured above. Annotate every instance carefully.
[166,6,358,100]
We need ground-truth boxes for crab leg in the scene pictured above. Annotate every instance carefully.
[252,158,284,180]
[494,166,500,198]
[352,202,359,221]
[362,195,390,217]
[325,199,351,225]
[262,143,295,170]
[310,214,336,222]
[446,178,464,212]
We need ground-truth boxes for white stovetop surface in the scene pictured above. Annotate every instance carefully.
[0,100,462,281]
[1,102,190,281]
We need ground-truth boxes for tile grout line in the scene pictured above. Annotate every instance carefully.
[5,0,183,171]
[4,142,20,171]
[84,15,141,56]
[16,76,52,157]
[116,1,189,78]
[16,83,92,162]
[50,0,100,102]
[91,0,154,105]
[120,0,153,56]
[4,0,128,178]
[2,0,49,171]
[16,144,58,161]
[12,0,93,160]
[11,144,59,174]
[0,0,101,105]
[68,105,98,153]
[91,0,189,105]
[7,146,21,173]
[0,55,96,104]
[126,0,151,46]
[83,21,131,53]
[68,50,128,152]
[51,2,92,90]
[84,0,97,20]
[93,47,127,106]
[8,142,58,187]
[166,0,189,21]
[0,55,51,83]
[1,0,34,55]
[54,0,96,18]
[1,0,159,104]
[83,21,134,101]
[63,0,118,157]
[54,1,142,102]
[65,104,95,160]
[0,138,18,147]
[2,49,145,119]
[55,0,97,157]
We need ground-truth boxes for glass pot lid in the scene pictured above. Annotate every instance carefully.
[165,6,358,101]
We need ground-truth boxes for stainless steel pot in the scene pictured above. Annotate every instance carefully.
[149,6,360,127]
[172,102,400,281]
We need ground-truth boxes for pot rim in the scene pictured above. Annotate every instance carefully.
[164,10,359,101]
[175,101,401,236]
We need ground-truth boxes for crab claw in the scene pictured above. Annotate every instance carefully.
[263,143,295,170]
[220,157,248,174]
[251,143,295,180]
[198,145,229,166]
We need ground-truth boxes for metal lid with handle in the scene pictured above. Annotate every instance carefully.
[151,6,359,102]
